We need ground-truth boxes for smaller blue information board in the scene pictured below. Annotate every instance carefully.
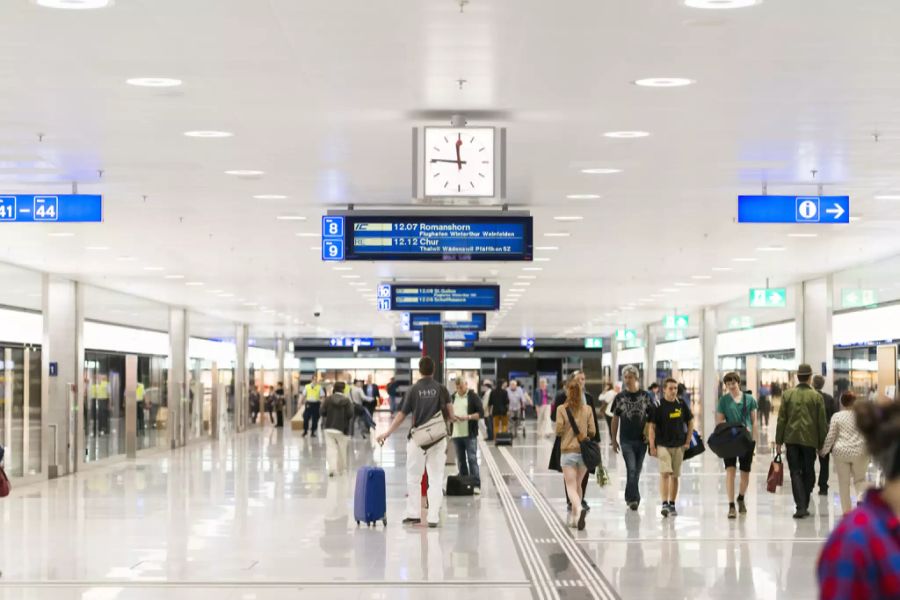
[406,312,487,331]
[444,331,479,342]
[380,284,500,311]
[0,195,102,223]
[737,195,849,224]
[329,337,374,348]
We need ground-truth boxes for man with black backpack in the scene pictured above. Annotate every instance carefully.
[716,372,758,519]
[648,378,694,517]
[813,374,837,497]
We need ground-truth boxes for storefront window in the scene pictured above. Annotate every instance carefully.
[0,345,41,477]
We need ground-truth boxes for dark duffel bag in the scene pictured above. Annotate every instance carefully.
[495,432,513,447]
[684,430,706,460]
[446,475,477,496]
[707,422,754,459]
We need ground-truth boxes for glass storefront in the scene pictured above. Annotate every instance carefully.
[0,344,41,477]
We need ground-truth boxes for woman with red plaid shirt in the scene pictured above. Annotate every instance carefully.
[817,399,900,600]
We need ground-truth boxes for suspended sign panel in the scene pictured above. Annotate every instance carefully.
[406,312,487,331]
[737,195,849,224]
[749,287,787,308]
[0,194,102,222]
[841,289,877,308]
[379,284,500,311]
[321,211,533,262]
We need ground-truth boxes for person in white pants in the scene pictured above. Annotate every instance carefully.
[820,391,871,514]
[377,356,455,528]
[321,381,354,477]
[535,377,554,438]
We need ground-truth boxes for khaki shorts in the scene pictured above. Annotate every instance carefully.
[657,446,685,477]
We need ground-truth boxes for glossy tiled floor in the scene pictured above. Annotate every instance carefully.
[0,417,843,599]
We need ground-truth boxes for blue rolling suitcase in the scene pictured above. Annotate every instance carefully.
[354,465,387,527]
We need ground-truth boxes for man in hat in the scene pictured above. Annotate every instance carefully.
[775,364,828,519]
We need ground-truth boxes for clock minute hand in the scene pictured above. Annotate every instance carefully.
[430,158,467,164]
[455,137,463,171]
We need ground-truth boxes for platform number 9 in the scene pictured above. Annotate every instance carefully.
[327,244,339,258]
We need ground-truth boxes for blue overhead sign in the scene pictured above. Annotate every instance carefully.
[0,194,102,223]
[329,337,374,348]
[406,312,487,331]
[737,195,849,224]
[321,211,533,262]
[382,284,500,311]
[444,330,479,342]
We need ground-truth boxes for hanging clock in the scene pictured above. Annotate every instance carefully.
[423,127,495,198]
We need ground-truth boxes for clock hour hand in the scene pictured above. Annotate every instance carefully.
[456,136,463,171]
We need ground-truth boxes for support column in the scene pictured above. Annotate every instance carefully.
[235,324,249,432]
[168,308,188,449]
[421,324,445,384]
[700,306,718,437]
[609,338,619,383]
[276,335,287,418]
[41,276,83,479]
[795,276,834,390]
[124,355,137,458]
[643,325,656,388]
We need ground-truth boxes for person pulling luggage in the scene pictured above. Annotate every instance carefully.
[450,378,484,493]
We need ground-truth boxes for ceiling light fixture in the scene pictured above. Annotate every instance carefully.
[342,275,361,279]
[603,131,650,139]
[553,216,584,221]
[711,266,733,271]
[684,0,760,8]
[224,170,264,176]
[517,275,538,280]
[787,233,818,238]
[333,266,353,271]
[691,275,713,280]
[875,194,900,200]
[732,257,757,262]
[184,131,233,138]
[296,232,318,237]
[544,232,570,238]
[756,246,786,252]
[522,267,543,272]
[673,282,694,287]
[85,246,109,251]
[580,168,622,175]
[116,256,137,262]
[534,257,550,262]
[126,77,182,87]
[566,194,601,200]
[276,215,306,221]
[535,246,559,251]
[164,274,185,280]
[185,281,204,287]
[661,288,679,293]
[634,77,695,88]
[143,266,164,271]
[48,232,74,237]
[254,195,288,200]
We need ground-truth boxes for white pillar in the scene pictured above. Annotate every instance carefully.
[41,276,83,478]
[610,338,619,384]
[234,324,249,432]
[643,325,656,388]
[700,306,718,437]
[795,276,834,389]
[168,308,188,449]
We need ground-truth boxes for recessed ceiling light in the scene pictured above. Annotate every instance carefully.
[342,275,361,279]
[518,275,538,280]
[126,77,181,87]
[603,131,650,139]
[581,168,622,175]
[224,170,264,176]
[544,232,570,238]
[184,131,233,138]
[634,77,695,88]
[219,293,235,298]
[512,282,532,286]
[733,257,757,262]
[254,195,288,200]
[242,301,256,307]
[684,0,760,8]
[296,232,318,237]
[534,257,550,262]
[522,267,543,272]
[787,233,818,238]
[535,246,559,251]
[333,266,353,271]
[116,256,137,262]
[185,281,204,286]
[276,215,306,221]
[164,274,185,280]
[553,216,584,221]
[674,282,694,287]
[566,194,602,200]
[48,232,74,237]
[661,288,679,293]
[85,246,109,251]
[691,275,713,280]
[756,246,786,252]
[875,194,900,200]
[711,266,733,271]
[207,289,223,294]
[143,266,164,271]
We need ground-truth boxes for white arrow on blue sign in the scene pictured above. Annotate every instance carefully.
[738,195,850,224]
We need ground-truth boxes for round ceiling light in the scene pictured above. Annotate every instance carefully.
[566,194,601,200]
[580,168,622,175]
[37,0,112,9]
[684,0,760,8]
[254,194,288,200]
[604,131,650,139]
[634,78,695,88]
[224,170,264,176]
[184,130,233,138]
[126,77,182,88]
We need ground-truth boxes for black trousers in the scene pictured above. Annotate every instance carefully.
[818,453,830,492]
[786,444,817,510]
[564,470,590,509]
[303,402,321,434]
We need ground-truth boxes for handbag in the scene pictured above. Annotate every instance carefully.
[566,407,601,472]
[548,436,563,472]
[410,411,448,448]
[0,466,10,498]
[766,452,784,493]
[684,430,705,460]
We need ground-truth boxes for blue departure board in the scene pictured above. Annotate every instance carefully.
[444,331,479,342]
[407,312,487,331]
[380,284,500,311]
[0,194,102,223]
[322,212,532,262]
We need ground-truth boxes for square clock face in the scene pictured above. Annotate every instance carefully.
[424,127,495,198]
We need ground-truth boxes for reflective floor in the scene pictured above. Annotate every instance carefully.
[0,416,844,599]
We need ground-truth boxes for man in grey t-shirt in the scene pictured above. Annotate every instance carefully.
[377,357,454,528]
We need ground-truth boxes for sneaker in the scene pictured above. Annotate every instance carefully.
[818,488,829,497]
[582,501,590,512]
[792,509,810,519]
[301,432,308,437]
[728,504,737,519]
[577,509,587,531]
[474,487,481,495]
[737,496,747,514]
[402,518,421,525]
[661,503,670,518]
[428,522,439,529]
[628,502,639,511]
[668,503,678,516]
[567,514,576,528]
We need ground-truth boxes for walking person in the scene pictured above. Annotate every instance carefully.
[647,382,660,407]
[488,379,510,436]
[556,379,596,530]
[775,363,828,519]
[552,371,601,514]
[264,386,275,425]
[599,382,617,434]
[386,376,401,415]
[717,371,758,519]
[817,398,900,599]
[363,375,380,415]
[321,382,354,477]
[507,380,526,436]
[377,357,455,528]
[249,386,261,424]
[482,380,495,441]
[301,375,324,437]
[273,382,286,428]
[534,377,554,439]
[648,378,694,517]
[611,365,654,511]
[450,378,484,493]
[814,375,838,496]
[820,392,871,515]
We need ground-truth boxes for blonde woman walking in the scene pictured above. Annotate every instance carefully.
[556,379,597,530]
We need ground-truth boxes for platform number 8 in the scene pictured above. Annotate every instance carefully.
[327,221,340,236]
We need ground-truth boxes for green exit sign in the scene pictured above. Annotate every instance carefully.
[584,337,604,349]
[662,315,689,329]
[749,288,787,308]
[727,315,754,330]
[616,329,638,342]
[841,288,877,308]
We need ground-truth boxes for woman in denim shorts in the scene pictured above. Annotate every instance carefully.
[556,380,597,530]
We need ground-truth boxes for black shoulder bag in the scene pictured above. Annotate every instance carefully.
[566,407,601,471]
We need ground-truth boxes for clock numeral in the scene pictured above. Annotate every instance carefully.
[479,173,485,178]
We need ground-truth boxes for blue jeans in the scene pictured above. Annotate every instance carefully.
[621,440,647,504]
[453,436,480,486]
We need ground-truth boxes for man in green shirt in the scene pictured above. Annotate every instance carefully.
[776,363,828,519]
[717,371,758,519]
